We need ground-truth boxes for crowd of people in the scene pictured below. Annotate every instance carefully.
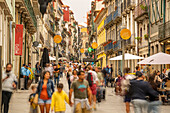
[2,61,170,113]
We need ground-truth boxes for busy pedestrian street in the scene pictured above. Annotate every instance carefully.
[7,75,170,113]
[1,0,170,113]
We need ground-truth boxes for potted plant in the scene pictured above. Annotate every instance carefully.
[135,37,142,43]
[140,5,147,11]
[144,34,149,40]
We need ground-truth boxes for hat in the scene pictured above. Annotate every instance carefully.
[136,71,143,77]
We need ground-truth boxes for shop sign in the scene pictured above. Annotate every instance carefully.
[15,24,23,55]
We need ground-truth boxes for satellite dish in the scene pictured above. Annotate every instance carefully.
[33,41,39,47]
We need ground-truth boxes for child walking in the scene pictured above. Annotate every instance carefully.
[29,85,38,113]
[51,83,69,113]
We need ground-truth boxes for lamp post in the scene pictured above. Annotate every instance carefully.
[80,48,84,63]
[120,29,131,76]
[92,42,98,64]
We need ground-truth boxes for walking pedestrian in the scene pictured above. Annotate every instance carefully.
[25,65,31,90]
[121,68,136,113]
[51,83,69,113]
[36,71,55,113]
[70,70,79,83]
[129,73,159,113]
[21,64,27,90]
[148,75,162,113]
[35,62,41,83]
[67,67,72,90]
[88,65,99,110]
[69,70,92,113]
[44,63,54,79]
[29,85,38,113]
[53,64,60,85]
[1,63,17,113]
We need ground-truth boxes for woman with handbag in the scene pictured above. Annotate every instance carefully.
[35,71,54,113]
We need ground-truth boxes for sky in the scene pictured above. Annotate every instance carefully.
[62,0,93,26]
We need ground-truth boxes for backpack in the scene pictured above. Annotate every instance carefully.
[87,72,93,86]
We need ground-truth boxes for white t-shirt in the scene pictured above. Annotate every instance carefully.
[88,70,99,84]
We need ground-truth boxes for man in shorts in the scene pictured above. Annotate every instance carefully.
[69,70,92,113]
[88,65,99,110]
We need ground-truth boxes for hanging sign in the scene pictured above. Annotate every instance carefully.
[54,35,62,43]
[120,29,131,40]
[92,42,98,49]
[15,24,23,55]
[80,48,84,53]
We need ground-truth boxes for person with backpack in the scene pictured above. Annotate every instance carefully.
[87,65,99,110]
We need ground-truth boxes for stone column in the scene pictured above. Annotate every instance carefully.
[127,14,130,29]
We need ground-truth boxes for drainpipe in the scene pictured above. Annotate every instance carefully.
[24,22,27,64]
[18,12,23,89]
[0,8,5,111]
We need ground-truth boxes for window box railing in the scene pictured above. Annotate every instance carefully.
[24,0,37,28]
[159,21,170,40]
[134,0,148,19]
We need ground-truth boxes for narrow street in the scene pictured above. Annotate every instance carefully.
[8,76,170,113]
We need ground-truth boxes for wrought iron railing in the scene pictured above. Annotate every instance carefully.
[159,21,170,40]
[24,0,37,28]
[113,40,122,51]
[104,7,121,26]
[113,7,121,21]
[127,0,135,7]
[104,42,113,52]
[104,13,113,26]
[134,0,148,19]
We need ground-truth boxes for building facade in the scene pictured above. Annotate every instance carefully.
[95,8,107,68]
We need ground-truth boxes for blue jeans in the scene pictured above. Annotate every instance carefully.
[104,77,107,87]
[54,76,60,85]
[132,99,148,113]
[148,101,162,113]
[38,98,51,105]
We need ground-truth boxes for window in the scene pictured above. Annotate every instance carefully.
[140,28,142,37]
[86,42,88,48]
[144,24,145,30]
[147,24,149,34]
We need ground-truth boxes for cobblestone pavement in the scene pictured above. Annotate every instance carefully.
[8,76,170,113]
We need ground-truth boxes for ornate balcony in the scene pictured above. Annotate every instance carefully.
[159,21,170,41]
[127,0,135,10]
[104,7,121,28]
[32,0,41,17]
[113,40,122,52]
[15,0,37,33]
[0,0,13,21]
[134,0,148,21]
[125,37,136,48]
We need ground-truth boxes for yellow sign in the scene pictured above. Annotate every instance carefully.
[92,42,98,49]
[54,35,62,43]
[80,48,84,53]
[120,29,131,40]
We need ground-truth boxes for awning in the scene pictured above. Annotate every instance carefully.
[83,58,98,62]
[138,52,170,64]
[109,53,144,60]
[49,56,56,61]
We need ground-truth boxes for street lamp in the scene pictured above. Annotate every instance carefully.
[54,35,62,65]
[92,42,98,64]
[120,28,131,76]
